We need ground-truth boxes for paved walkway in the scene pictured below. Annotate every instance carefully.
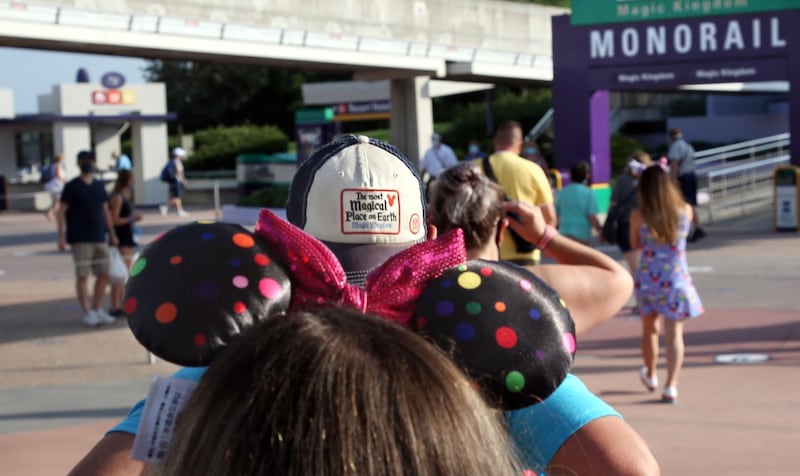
[0,206,798,475]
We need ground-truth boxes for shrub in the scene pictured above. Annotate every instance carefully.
[186,125,289,171]
[237,185,291,208]
[610,133,644,176]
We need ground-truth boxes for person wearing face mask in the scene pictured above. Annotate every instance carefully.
[522,141,548,170]
[57,150,119,327]
[463,138,487,161]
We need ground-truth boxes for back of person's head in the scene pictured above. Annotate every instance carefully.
[569,161,590,184]
[286,135,427,284]
[493,120,523,150]
[76,150,95,164]
[638,165,685,243]
[113,169,132,192]
[156,307,522,476]
[428,162,504,251]
[669,127,682,139]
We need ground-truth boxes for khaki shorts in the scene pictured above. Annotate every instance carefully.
[71,242,110,278]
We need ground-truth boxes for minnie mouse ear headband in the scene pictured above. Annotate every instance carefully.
[412,260,576,410]
[628,158,648,175]
[124,210,575,409]
[124,211,467,366]
[124,221,293,366]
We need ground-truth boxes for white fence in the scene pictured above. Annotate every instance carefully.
[696,134,790,222]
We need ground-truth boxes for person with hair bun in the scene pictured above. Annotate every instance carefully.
[428,162,660,476]
[150,307,525,476]
[630,165,704,404]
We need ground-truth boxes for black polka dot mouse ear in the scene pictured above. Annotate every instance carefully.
[124,221,292,367]
[412,260,576,410]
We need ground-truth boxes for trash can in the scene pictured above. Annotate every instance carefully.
[774,165,800,232]
[236,152,297,197]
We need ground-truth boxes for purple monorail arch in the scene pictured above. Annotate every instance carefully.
[552,9,800,185]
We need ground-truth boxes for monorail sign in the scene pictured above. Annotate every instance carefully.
[551,7,800,182]
[588,14,787,65]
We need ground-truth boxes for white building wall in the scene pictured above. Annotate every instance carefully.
[52,122,92,178]
[48,82,169,204]
[0,89,13,118]
[131,120,170,206]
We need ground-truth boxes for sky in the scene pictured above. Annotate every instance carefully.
[0,47,150,114]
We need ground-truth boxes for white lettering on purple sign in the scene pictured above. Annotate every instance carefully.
[590,17,786,60]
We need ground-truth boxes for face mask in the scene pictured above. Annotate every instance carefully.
[468,145,479,154]
[79,162,95,174]
[525,147,537,155]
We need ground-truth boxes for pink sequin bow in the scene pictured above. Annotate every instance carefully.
[254,209,467,324]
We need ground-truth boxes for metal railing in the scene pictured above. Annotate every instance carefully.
[696,134,790,222]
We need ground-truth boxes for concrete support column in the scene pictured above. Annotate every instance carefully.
[130,121,169,206]
[52,122,91,180]
[389,77,433,170]
[92,124,124,171]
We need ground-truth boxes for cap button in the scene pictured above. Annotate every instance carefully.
[356,135,370,144]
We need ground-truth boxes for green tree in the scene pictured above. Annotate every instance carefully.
[144,60,346,136]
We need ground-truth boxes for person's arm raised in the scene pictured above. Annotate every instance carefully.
[503,201,633,335]
[67,432,147,476]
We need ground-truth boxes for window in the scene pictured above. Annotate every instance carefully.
[15,130,53,171]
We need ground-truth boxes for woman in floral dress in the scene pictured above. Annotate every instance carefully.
[630,164,704,404]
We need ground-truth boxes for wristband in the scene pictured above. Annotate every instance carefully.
[535,224,558,250]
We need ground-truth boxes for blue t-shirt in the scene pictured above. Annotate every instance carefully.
[505,373,621,473]
[555,183,598,242]
[116,155,132,170]
[111,370,620,473]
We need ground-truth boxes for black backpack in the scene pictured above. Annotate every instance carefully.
[601,189,637,244]
[160,163,175,183]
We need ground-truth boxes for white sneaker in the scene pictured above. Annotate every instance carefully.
[94,309,116,325]
[178,210,190,217]
[82,310,101,327]
[159,205,168,216]
[639,366,659,392]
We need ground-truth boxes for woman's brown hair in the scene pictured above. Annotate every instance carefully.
[637,166,686,243]
[112,169,133,193]
[153,307,523,476]
[428,162,504,250]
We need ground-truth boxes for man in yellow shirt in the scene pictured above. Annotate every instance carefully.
[474,120,557,265]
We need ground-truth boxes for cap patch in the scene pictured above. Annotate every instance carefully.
[341,188,402,235]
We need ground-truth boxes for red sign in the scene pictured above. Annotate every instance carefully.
[92,89,123,105]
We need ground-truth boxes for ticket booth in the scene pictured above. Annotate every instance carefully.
[774,166,800,232]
